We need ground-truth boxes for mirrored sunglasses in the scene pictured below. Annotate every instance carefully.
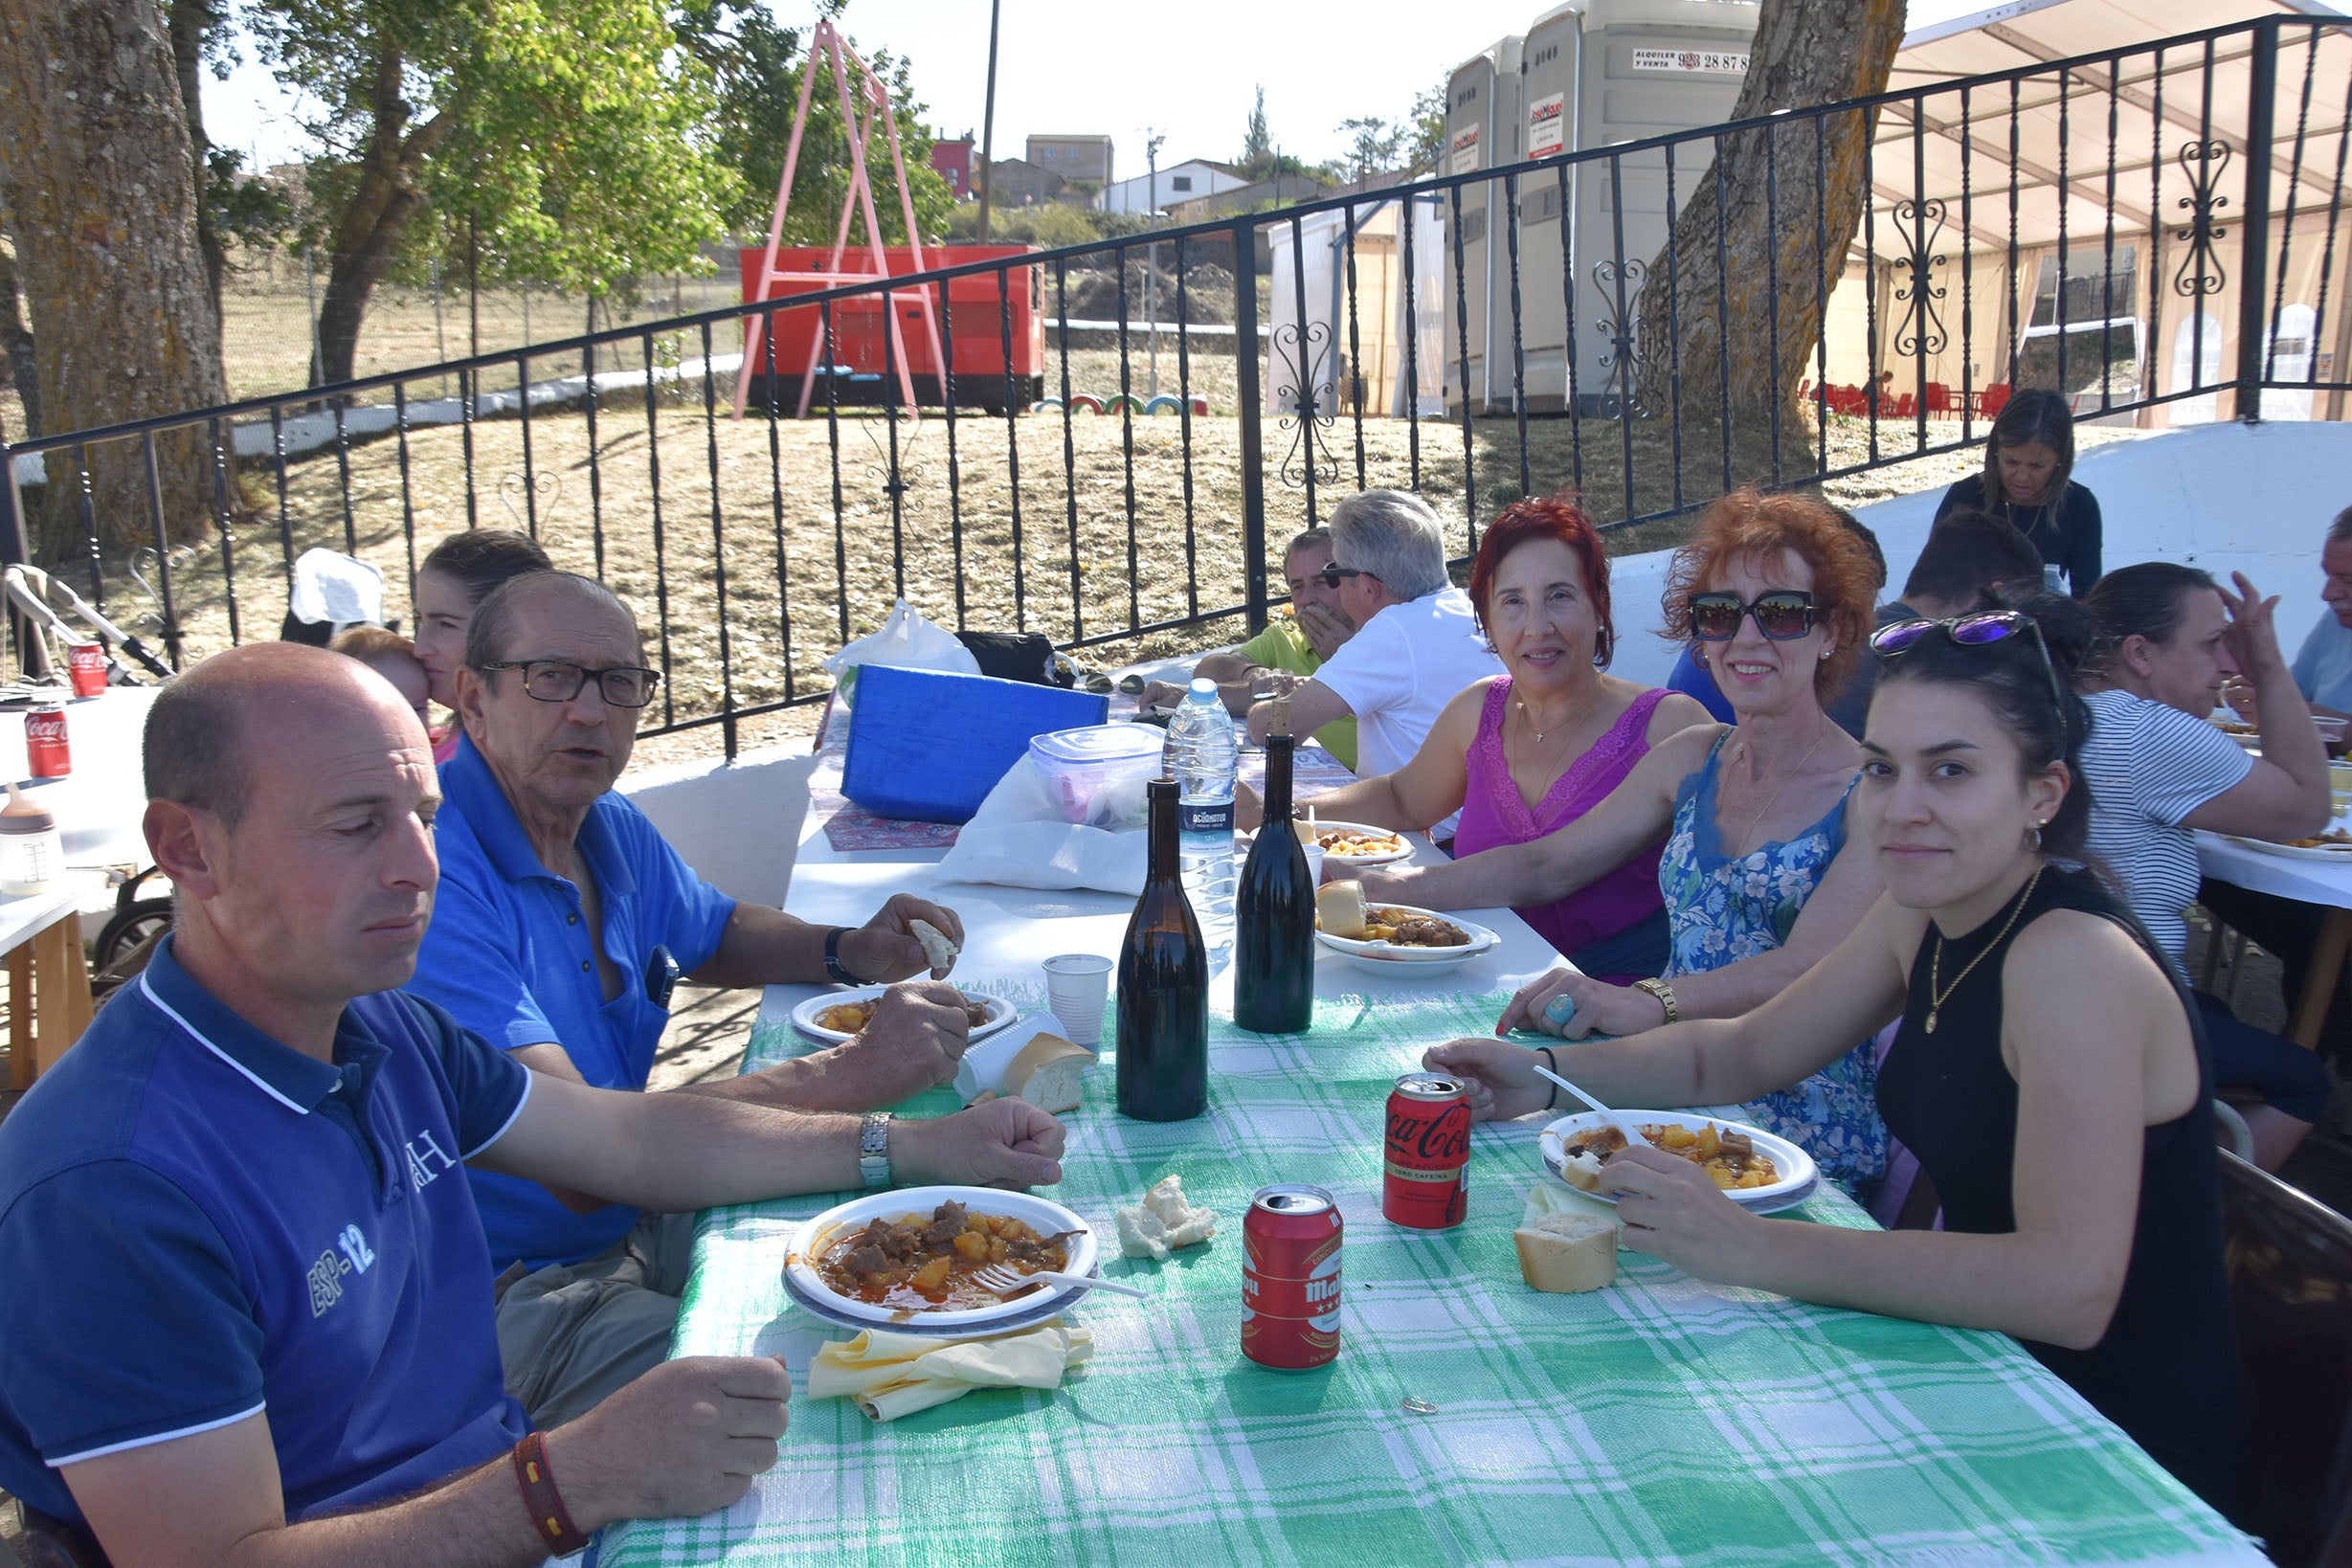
[1689,591,1817,642]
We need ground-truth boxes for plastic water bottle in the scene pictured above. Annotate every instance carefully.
[1161,677,1238,967]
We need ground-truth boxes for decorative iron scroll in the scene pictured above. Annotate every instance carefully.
[1272,320,1338,490]
[1890,197,1950,358]
[2170,139,2231,299]
[1591,258,1650,417]
[499,470,563,535]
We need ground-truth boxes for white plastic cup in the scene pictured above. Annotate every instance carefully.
[1303,843,1328,886]
[1042,953,1114,1046]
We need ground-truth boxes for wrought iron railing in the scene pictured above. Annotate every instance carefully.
[2,13,2345,757]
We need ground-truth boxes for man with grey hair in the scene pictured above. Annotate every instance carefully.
[410,571,987,1426]
[1244,489,1501,835]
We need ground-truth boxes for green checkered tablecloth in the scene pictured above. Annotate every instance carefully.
[600,987,2259,1567]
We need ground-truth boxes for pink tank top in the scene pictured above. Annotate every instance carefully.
[1451,680,1670,976]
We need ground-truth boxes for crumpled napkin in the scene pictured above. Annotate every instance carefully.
[806,1322,1094,1422]
[1521,1174,1622,1227]
[935,755,1146,894]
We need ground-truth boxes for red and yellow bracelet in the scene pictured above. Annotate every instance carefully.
[510,1431,592,1557]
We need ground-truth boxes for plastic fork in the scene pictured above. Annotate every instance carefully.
[972,1262,1148,1300]
[1530,1061,1652,1151]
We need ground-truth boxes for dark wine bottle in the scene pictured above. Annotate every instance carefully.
[1234,732,1315,1034]
[1115,778,1209,1120]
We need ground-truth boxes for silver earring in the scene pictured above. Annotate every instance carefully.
[1818,647,1831,660]
[2029,820,2046,851]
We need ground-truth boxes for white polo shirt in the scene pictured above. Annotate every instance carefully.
[1311,585,1503,835]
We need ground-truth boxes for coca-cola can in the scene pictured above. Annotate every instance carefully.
[66,642,106,698]
[25,706,70,778]
[1241,1183,1341,1371]
[1382,1072,1470,1228]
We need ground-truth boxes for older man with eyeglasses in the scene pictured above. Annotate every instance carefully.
[410,571,979,1427]
[1243,490,1501,838]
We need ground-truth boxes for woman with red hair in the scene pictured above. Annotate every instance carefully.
[1274,494,1711,981]
[1365,488,1892,1189]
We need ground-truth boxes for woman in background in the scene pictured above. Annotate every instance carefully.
[410,529,552,761]
[1935,389,2102,594]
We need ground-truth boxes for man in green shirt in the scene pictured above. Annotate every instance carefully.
[1146,527,1358,770]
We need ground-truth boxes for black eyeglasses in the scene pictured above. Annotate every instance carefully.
[1689,591,1817,642]
[1314,565,1374,589]
[477,660,661,708]
[1870,611,2070,734]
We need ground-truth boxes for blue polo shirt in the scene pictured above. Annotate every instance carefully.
[412,735,735,1272]
[0,937,531,1526]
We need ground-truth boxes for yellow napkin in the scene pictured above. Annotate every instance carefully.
[807,1321,1094,1422]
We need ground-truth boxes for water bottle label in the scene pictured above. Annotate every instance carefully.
[1178,800,1234,835]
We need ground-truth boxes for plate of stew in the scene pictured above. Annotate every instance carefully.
[1535,1110,1816,1213]
[783,1186,1100,1330]
[789,986,1019,1045]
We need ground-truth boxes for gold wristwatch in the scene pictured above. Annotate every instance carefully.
[1632,976,1679,1025]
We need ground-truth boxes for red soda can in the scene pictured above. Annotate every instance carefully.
[1241,1184,1342,1371]
[25,706,70,778]
[66,642,106,698]
[1382,1073,1470,1228]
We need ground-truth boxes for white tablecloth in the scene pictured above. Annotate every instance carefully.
[2197,829,2352,909]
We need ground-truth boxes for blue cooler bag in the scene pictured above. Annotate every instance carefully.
[840,663,1110,823]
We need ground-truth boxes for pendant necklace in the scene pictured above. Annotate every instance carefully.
[1925,863,2046,1034]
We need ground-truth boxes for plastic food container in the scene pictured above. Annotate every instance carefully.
[1028,724,1167,827]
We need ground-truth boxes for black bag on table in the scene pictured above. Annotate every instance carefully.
[955,630,1071,687]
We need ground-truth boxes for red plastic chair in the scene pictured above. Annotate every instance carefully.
[1977,383,2012,417]
[1892,392,1916,418]
[1923,382,1956,416]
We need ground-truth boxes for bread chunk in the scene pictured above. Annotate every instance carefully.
[1513,1211,1619,1293]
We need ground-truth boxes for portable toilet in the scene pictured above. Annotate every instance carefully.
[1439,34,1524,416]
[1510,2,1588,413]
[1568,0,1759,411]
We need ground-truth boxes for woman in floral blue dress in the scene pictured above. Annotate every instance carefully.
[1364,488,1892,1191]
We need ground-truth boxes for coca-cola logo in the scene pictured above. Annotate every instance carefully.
[27,713,66,739]
[1385,1100,1469,1162]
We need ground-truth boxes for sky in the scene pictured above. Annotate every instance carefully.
[200,0,2329,183]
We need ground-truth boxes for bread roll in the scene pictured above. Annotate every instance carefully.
[1316,880,1369,940]
[1001,1033,1093,1115]
[909,918,959,972]
[1557,1148,1605,1192]
[1513,1211,1619,1293]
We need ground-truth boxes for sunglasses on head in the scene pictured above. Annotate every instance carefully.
[1314,565,1374,589]
[1870,611,2070,733]
[1689,591,1818,642]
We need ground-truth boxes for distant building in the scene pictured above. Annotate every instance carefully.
[930,133,975,199]
[1025,134,1114,186]
[1098,159,1248,216]
[1166,172,1333,223]
[980,157,1064,208]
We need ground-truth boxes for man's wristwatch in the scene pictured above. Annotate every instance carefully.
[823,927,858,986]
[1632,976,1679,1026]
[859,1111,893,1189]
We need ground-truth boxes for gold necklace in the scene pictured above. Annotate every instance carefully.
[1925,862,2046,1034]
[1513,686,1593,745]
[1730,727,1829,851]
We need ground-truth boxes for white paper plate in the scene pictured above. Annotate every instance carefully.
[1313,903,1501,972]
[2221,834,2352,864]
[790,986,1019,1045]
[782,1186,1099,1330]
[1535,1110,1817,1215]
[780,1257,1094,1338]
[1295,818,1414,867]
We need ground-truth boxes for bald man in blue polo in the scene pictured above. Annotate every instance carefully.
[0,643,1064,1566]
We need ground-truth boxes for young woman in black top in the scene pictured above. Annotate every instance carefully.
[1427,599,2247,1522]
[1935,389,2103,594]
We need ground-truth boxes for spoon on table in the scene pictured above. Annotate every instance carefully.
[973,1262,1149,1300]
[1529,1061,1651,1151]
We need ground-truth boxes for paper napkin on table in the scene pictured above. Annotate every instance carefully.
[1521,1174,1624,1227]
[807,1322,1094,1422]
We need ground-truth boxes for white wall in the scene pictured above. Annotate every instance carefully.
[1099,162,1243,214]
[1603,419,2352,689]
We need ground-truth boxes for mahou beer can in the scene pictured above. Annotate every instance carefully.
[1241,1184,1342,1371]
[66,642,106,698]
[25,706,70,778]
[1383,1073,1470,1228]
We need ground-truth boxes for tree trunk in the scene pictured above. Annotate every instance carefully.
[1632,0,1905,437]
[0,225,41,436]
[168,0,225,312]
[0,0,228,560]
[309,41,447,390]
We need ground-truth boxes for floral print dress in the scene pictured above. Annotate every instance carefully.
[1659,734,1889,1192]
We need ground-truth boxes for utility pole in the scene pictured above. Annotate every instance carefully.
[1145,129,1165,397]
[975,0,1003,242]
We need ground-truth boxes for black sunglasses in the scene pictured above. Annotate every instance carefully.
[1689,591,1817,642]
[1870,612,2070,736]
[1314,565,1374,589]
